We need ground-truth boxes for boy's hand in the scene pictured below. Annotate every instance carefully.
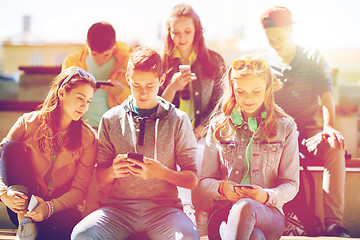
[127,157,167,180]
[112,154,135,178]
[0,190,28,213]
[100,80,124,96]
[24,196,47,222]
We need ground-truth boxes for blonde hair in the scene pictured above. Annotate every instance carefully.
[213,54,292,142]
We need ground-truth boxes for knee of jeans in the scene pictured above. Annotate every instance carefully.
[250,228,265,240]
[71,226,100,240]
[175,228,200,240]
[232,198,257,216]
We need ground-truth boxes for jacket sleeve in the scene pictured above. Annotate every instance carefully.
[197,119,224,201]
[263,120,300,207]
[50,127,97,212]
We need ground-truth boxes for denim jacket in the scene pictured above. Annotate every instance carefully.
[198,115,300,209]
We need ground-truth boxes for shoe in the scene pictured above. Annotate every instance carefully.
[325,223,351,237]
[15,218,37,240]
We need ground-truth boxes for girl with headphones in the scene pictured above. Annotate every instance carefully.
[193,55,300,240]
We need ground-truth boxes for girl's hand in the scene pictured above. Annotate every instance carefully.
[170,71,197,92]
[194,124,205,141]
[24,196,48,222]
[0,190,28,213]
[127,157,167,180]
[222,180,241,202]
[113,154,135,178]
[234,185,269,204]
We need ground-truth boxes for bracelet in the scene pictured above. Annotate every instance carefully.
[263,192,270,205]
[46,201,54,219]
[218,180,227,200]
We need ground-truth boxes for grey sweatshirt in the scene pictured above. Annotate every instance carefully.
[97,96,197,202]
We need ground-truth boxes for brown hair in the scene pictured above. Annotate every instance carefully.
[127,46,163,77]
[87,22,116,53]
[163,4,214,78]
[213,54,292,142]
[36,66,96,153]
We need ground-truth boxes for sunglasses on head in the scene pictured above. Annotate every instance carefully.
[60,69,96,89]
[231,59,267,72]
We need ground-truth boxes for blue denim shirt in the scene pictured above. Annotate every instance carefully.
[199,115,300,209]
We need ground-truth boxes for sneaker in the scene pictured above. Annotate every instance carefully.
[15,218,37,240]
[325,223,351,237]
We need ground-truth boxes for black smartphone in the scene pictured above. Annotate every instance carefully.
[127,152,144,162]
[234,184,254,190]
[96,81,114,88]
[127,152,144,169]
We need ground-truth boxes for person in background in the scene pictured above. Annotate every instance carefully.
[260,6,350,237]
[71,46,200,240]
[161,4,226,140]
[161,4,226,229]
[0,67,97,240]
[62,21,130,128]
[194,55,299,240]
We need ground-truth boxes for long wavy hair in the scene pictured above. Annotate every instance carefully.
[213,54,292,142]
[36,66,96,153]
[163,4,214,78]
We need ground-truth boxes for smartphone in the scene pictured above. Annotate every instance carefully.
[96,81,114,88]
[179,65,191,73]
[127,152,144,169]
[234,184,254,190]
[28,195,38,212]
[127,152,144,162]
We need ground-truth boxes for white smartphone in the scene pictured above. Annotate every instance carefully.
[28,195,38,212]
[179,65,191,73]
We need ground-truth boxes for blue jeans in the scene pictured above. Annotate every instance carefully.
[71,199,200,240]
[208,198,284,240]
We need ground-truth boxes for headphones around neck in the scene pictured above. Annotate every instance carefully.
[231,109,267,133]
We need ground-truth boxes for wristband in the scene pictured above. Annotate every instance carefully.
[263,192,270,205]
[46,201,54,219]
[218,180,227,200]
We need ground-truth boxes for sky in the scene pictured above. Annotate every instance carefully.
[0,0,360,51]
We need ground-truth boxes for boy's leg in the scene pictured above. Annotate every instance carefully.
[143,201,200,240]
[71,206,136,240]
[321,144,345,226]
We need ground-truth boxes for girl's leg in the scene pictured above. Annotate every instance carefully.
[0,141,37,226]
[0,141,37,196]
[224,198,284,240]
[36,207,82,240]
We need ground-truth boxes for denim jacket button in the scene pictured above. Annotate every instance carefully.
[195,91,199,96]
[241,139,245,142]
[196,110,200,114]
[238,155,242,159]
[244,125,248,130]
[234,170,239,175]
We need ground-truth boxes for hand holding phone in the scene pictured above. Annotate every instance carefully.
[127,152,144,169]
[179,65,191,73]
[28,195,38,212]
[96,81,114,88]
